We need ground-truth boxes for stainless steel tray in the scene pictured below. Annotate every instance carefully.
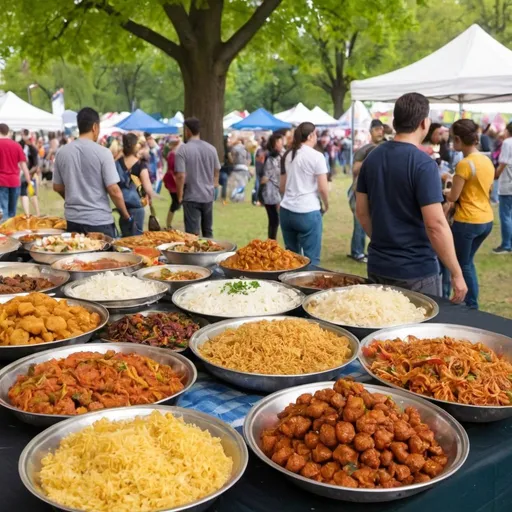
[189,315,359,392]
[359,323,512,422]
[0,236,21,260]
[220,257,311,281]
[0,263,70,295]
[278,270,369,295]
[160,239,237,268]
[244,381,469,502]
[135,264,212,295]
[19,405,248,512]
[10,229,65,251]
[0,342,197,426]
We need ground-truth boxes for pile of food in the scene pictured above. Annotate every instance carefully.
[364,336,512,406]
[221,239,308,271]
[146,268,204,282]
[114,230,197,250]
[38,411,233,512]
[0,274,54,294]
[261,379,448,488]
[132,247,161,267]
[61,258,133,272]
[306,286,427,327]
[0,293,101,346]
[8,350,185,415]
[199,319,352,375]
[175,280,301,317]
[105,311,201,350]
[32,234,104,253]
[302,274,365,290]
[0,215,66,235]
[171,239,224,253]
[67,272,163,301]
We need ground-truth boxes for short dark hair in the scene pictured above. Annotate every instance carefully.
[424,122,442,144]
[452,119,479,146]
[0,124,9,136]
[144,132,152,139]
[267,133,283,154]
[122,133,139,156]
[22,129,30,137]
[184,117,200,136]
[77,107,100,135]
[393,93,430,134]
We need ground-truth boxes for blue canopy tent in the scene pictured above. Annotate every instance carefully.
[231,108,291,131]
[115,109,178,134]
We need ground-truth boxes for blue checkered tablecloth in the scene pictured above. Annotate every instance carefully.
[176,360,370,430]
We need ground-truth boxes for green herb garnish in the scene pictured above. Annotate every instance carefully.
[466,373,476,381]
[117,361,128,372]
[221,281,261,295]
[480,351,492,362]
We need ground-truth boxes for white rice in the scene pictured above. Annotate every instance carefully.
[175,280,300,316]
[306,285,427,327]
[68,271,163,300]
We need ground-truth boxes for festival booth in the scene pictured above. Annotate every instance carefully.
[115,108,178,134]
[0,92,63,132]
[309,106,340,127]
[275,102,312,125]
[339,100,372,131]
[231,108,291,131]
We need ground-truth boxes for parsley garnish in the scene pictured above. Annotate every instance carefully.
[221,281,261,295]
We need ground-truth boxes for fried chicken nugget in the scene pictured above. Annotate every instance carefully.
[17,302,35,317]
[46,316,67,333]
[18,316,46,335]
[9,328,30,345]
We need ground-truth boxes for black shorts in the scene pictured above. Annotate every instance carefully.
[20,180,36,197]
[169,192,181,213]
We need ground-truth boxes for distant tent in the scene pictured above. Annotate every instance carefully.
[231,108,291,131]
[62,110,77,127]
[338,101,372,130]
[167,115,183,129]
[275,102,312,125]
[309,106,340,126]
[223,112,244,129]
[115,109,178,134]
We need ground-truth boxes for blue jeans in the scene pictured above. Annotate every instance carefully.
[0,186,20,221]
[119,207,145,237]
[439,260,451,299]
[452,220,493,309]
[280,208,322,265]
[351,214,366,258]
[491,180,500,203]
[499,195,512,250]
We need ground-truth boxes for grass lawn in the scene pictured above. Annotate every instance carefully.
[34,174,512,319]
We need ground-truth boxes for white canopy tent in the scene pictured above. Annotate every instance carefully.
[0,92,63,131]
[338,101,372,130]
[99,112,130,137]
[275,103,312,125]
[223,111,245,129]
[309,106,340,126]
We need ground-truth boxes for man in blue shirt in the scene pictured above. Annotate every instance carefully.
[356,93,467,302]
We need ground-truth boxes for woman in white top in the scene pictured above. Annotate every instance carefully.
[279,122,329,265]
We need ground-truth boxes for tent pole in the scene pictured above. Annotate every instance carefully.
[458,95,463,119]
[350,101,355,175]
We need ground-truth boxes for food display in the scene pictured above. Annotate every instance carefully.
[114,230,197,250]
[0,293,101,346]
[18,234,46,244]
[221,239,308,271]
[364,336,512,406]
[174,280,302,317]
[307,275,365,290]
[32,234,105,253]
[172,239,224,253]
[146,268,203,281]
[105,311,201,350]
[261,379,449,488]
[133,247,161,267]
[8,350,185,415]
[0,274,54,294]
[37,410,233,511]
[60,257,133,272]
[306,285,427,327]
[198,319,352,375]
[66,272,164,301]
[0,215,66,235]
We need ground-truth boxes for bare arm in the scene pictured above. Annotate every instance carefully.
[214,168,220,188]
[496,163,506,179]
[421,203,467,303]
[53,183,65,199]
[279,173,286,196]
[445,175,464,203]
[106,183,130,220]
[19,162,31,184]
[352,161,363,179]
[175,173,185,202]
[355,192,372,237]
[138,168,154,204]
[317,174,329,212]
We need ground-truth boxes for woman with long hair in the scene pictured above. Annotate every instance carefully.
[116,133,154,236]
[163,138,182,229]
[445,119,494,309]
[279,122,329,265]
[260,133,284,239]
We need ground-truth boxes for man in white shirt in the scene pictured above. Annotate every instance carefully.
[494,122,512,253]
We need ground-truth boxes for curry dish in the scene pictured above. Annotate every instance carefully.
[8,350,185,415]
[0,293,101,346]
[0,274,54,294]
[261,379,448,488]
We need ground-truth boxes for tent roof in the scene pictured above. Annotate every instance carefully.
[351,24,512,103]
[62,110,77,126]
[0,92,63,131]
[223,112,244,129]
[275,103,312,125]
[231,108,291,131]
[338,101,373,130]
[115,109,178,134]
[310,106,340,126]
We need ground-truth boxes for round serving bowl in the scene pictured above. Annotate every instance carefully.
[0,236,21,260]
[0,342,197,427]
[0,296,108,362]
[19,405,248,512]
[219,255,311,281]
[51,252,144,281]
[172,279,305,323]
[10,229,65,251]
[62,275,168,313]
[244,381,469,503]
[279,270,370,295]
[135,264,212,295]
[0,263,70,296]
[359,323,512,423]
[302,284,439,340]
[159,239,237,268]
[189,315,359,392]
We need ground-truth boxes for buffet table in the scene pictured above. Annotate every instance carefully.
[2,297,512,512]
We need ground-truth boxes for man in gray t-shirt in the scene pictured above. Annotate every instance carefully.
[230,140,250,169]
[175,118,220,237]
[53,107,131,237]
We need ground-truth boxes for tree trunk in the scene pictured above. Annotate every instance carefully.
[331,86,346,119]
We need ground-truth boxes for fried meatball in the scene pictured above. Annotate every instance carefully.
[320,461,341,480]
[428,440,444,456]
[353,467,377,488]
[271,446,294,466]
[353,432,375,452]
[405,406,422,427]
[360,448,381,469]
[306,401,329,419]
[377,468,393,484]
[304,432,320,449]
[368,409,387,424]
[373,403,390,413]
[393,419,414,441]
[409,434,429,454]
[343,395,365,422]
[390,442,409,463]
[262,435,278,456]
[380,449,393,467]
[322,413,339,427]
[405,453,425,473]
[285,453,307,473]
[333,444,358,465]
[414,473,431,483]
[314,389,335,402]
[333,378,352,395]
[319,424,338,448]
[381,478,401,488]
[394,464,411,482]
[297,393,313,405]
[330,392,346,410]
[415,424,435,443]
[356,415,378,435]
[335,421,356,444]
[275,437,292,452]
[333,470,359,488]
[361,390,376,408]
[300,461,321,479]
[312,443,332,463]
[295,442,311,457]
[374,428,394,450]
[423,458,444,477]
[431,455,448,467]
